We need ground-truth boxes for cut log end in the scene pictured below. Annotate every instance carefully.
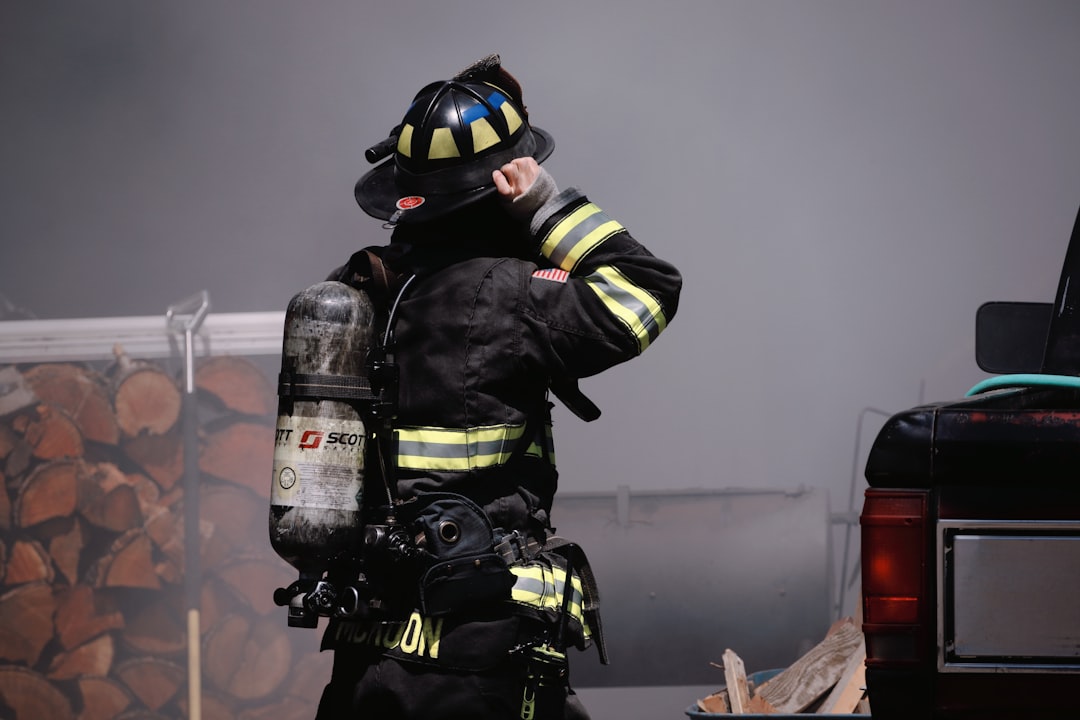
[113,365,182,439]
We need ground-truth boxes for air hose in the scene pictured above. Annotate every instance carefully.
[965,373,1080,397]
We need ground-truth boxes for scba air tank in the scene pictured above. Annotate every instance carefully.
[270,280,378,622]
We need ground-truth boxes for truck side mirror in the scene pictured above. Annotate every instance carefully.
[974,301,1052,374]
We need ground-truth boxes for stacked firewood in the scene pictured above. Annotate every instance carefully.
[0,354,329,719]
[697,617,870,716]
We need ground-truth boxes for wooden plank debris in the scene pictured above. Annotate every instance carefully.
[816,639,867,714]
[697,691,730,714]
[722,649,752,714]
[697,617,870,715]
[747,693,779,714]
[756,619,863,713]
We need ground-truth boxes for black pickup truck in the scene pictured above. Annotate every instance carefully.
[859,205,1080,719]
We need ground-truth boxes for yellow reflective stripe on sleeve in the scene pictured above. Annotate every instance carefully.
[509,563,590,638]
[586,265,668,352]
[540,203,625,272]
[396,423,528,471]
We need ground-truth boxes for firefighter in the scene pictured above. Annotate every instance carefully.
[314,55,682,720]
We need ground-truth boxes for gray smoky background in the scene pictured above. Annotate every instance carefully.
[3,1,1080,717]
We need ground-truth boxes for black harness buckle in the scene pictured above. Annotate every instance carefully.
[494,529,542,565]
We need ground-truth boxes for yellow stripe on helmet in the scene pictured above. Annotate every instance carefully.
[470,117,501,153]
[500,101,523,135]
[397,123,415,158]
[428,127,461,160]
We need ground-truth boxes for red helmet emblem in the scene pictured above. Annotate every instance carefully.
[395,196,425,211]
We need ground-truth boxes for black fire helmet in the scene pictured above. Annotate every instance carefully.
[355,54,554,224]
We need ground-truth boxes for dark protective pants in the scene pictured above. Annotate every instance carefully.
[314,653,591,720]
[315,608,592,720]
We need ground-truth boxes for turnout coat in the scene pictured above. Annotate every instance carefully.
[321,187,681,672]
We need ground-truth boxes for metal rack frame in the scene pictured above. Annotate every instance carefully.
[0,310,285,363]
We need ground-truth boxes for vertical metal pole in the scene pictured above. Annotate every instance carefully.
[167,291,210,720]
[183,325,202,720]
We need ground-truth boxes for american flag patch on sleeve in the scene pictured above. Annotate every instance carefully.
[532,268,569,283]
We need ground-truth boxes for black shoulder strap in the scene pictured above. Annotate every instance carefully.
[549,379,601,422]
[336,247,404,315]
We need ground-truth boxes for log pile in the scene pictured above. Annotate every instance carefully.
[696,617,870,716]
[0,355,330,720]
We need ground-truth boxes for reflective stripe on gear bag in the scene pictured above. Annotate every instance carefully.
[524,424,555,463]
[509,562,591,640]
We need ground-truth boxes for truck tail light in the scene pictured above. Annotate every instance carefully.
[861,488,929,663]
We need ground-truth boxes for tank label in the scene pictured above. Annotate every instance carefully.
[272,416,366,510]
